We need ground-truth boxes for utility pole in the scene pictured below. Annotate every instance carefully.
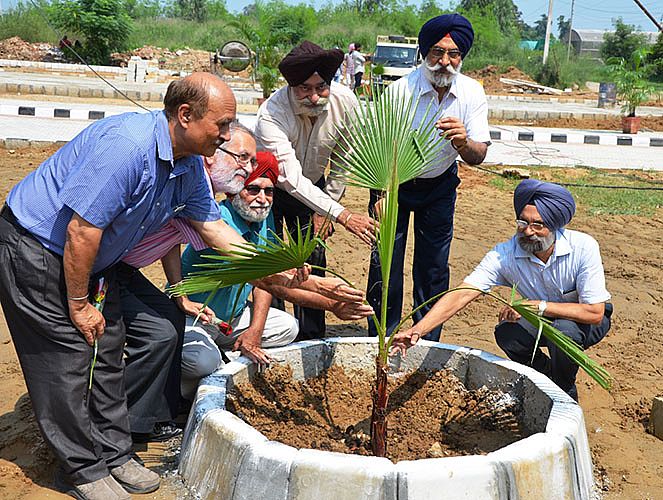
[632,0,663,31]
[542,0,554,65]
[566,0,575,61]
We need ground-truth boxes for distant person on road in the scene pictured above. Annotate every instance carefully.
[59,35,72,50]
[255,40,376,341]
[344,43,355,88]
[366,13,491,342]
[351,42,366,92]
[391,180,613,401]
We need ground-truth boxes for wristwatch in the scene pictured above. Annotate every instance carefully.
[538,300,548,316]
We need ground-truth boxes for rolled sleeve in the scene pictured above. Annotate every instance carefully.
[576,238,612,304]
[464,247,508,292]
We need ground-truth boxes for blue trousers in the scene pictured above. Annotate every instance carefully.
[367,165,460,341]
[494,303,613,400]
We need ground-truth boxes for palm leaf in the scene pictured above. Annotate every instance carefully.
[168,223,322,297]
[332,85,455,191]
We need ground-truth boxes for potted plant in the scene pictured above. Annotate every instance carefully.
[607,48,655,134]
[171,87,611,458]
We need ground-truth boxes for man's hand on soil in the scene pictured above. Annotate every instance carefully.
[234,330,271,367]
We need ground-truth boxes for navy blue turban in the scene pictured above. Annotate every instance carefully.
[418,14,474,59]
[278,41,344,86]
[513,179,576,231]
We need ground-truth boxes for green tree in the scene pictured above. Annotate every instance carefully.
[647,31,663,81]
[601,18,647,61]
[176,0,208,22]
[459,0,522,34]
[49,0,133,65]
[557,14,570,42]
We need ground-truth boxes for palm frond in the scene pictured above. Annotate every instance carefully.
[168,224,322,297]
[510,301,612,390]
[332,85,455,191]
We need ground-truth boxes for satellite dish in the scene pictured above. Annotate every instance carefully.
[216,40,252,73]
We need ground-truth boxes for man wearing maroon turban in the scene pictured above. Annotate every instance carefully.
[391,181,613,401]
[367,14,492,342]
[255,40,376,341]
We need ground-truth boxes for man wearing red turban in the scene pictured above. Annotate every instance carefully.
[255,40,377,341]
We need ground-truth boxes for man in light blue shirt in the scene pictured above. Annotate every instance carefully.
[391,180,612,401]
[0,73,251,500]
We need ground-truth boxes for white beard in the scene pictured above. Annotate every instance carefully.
[293,95,329,117]
[517,231,555,254]
[423,60,462,88]
[209,166,247,195]
[231,196,272,223]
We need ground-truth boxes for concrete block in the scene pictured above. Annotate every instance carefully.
[515,110,526,120]
[488,108,504,119]
[54,108,71,118]
[180,409,268,500]
[551,133,567,143]
[584,135,600,145]
[326,337,375,373]
[43,85,56,96]
[518,132,534,142]
[266,340,329,380]
[396,455,504,500]
[489,432,587,500]
[288,449,397,500]
[6,83,18,93]
[4,138,30,149]
[233,440,298,500]
[35,108,54,118]
[616,136,633,146]
[503,110,516,119]
[650,137,663,147]
[0,104,19,115]
[70,109,89,120]
[567,133,584,144]
[55,86,68,96]
[490,130,502,140]
[649,396,663,439]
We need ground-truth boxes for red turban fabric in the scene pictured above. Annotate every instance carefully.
[278,41,344,86]
[245,151,279,186]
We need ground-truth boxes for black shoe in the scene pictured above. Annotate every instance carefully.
[131,422,182,443]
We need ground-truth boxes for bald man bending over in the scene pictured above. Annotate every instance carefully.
[0,73,253,499]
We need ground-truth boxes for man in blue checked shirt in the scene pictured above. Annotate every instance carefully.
[0,72,296,500]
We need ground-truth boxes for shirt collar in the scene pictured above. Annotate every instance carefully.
[156,110,173,162]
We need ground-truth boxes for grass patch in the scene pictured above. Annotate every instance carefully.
[486,166,663,216]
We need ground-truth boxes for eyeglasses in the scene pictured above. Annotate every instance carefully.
[294,82,330,96]
[245,185,275,196]
[516,219,546,231]
[428,47,462,61]
[219,147,257,167]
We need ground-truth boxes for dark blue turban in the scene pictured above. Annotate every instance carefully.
[418,14,474,59]
[513,179,576,231]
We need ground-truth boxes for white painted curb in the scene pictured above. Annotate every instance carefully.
[180,338,595,499]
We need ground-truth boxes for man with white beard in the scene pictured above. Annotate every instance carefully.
[178,149,373,400]
[390,180,613,402]
[255,40,376,341]
[366,13,492,342]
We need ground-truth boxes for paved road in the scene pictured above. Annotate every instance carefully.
[1,113,660,171]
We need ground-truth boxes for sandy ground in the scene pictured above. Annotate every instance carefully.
[0,146,662,499]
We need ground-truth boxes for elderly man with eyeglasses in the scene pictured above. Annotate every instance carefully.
[366,14,492,344]
[255,40,376,341]
[391,180,613,402]
[120,122,368,443]
[178,149,373,400]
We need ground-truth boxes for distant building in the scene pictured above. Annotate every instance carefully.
[566,29,659,59]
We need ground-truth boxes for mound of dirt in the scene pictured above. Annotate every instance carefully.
[0,36,64,63]
[466,65,536,94]
[110,45,212,72]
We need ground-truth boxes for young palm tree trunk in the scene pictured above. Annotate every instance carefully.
[370,355,389,457]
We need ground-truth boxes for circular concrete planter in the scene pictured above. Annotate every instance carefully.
[179,338,595,500]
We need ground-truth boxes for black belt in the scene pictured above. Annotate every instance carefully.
[1,204,19,225]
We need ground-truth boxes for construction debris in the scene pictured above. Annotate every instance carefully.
[499,77,564,95]
[0,36,65,63]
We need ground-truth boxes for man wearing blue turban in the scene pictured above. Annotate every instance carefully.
[367,14,492,341]
[391,180,613,401]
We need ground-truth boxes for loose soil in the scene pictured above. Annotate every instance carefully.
[227,364,529,462]
[493,115,663,132]
[0,147,662,499]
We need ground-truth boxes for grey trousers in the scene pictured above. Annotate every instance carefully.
[118,263,184,434]
[0,208,131,485]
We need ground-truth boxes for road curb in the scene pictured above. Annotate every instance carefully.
[489,128,663,147]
